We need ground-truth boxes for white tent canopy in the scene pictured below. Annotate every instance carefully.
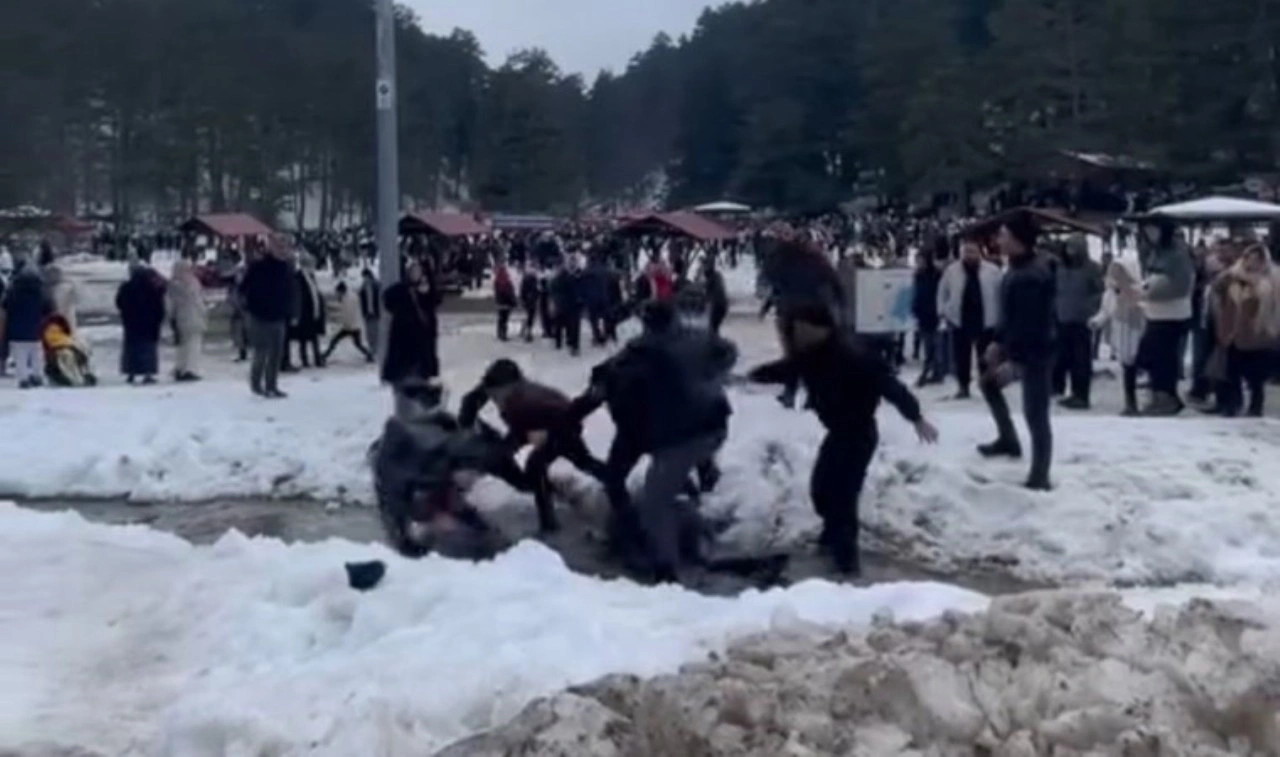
[1148,196,1280,221]
[693,200,751,214]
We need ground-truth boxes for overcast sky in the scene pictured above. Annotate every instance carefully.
[408,0,720,77]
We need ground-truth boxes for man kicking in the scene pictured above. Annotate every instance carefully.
[747,305,938,576]
[459,358,609,533]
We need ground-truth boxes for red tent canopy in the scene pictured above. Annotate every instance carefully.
[400,211,489,237]
[179,213,274,238]
[617,211,734,242]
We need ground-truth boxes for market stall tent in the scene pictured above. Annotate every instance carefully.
[178,213,274,239]
[616,211,735,242]
[1142,196,1280,223]
[399,211,489,237]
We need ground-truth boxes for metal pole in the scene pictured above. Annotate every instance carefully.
[374,0,401,363]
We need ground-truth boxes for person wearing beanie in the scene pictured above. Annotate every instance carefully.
[978,216,1057,491]
[747,304,938,577]
[458,358,609,533]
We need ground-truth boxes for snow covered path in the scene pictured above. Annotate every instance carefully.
[4,362,1280,588]
[0,505,985,755]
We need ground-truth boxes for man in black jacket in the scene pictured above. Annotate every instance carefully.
[911,250,943,387]
[569,302,737,582]
[748,305,938,576]
[978,214,1057,490]
[240,247,296,398]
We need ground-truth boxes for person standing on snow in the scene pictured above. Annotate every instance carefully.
[240,245,295,398]
[115,260,167,385]
[322,281,374,363]
[747,304,938,576]
[549,256,586,355]
[382,259,441,415]
[937,237,1002,399]
[359,268,382,354]
[518,264,541,342]
[492,260,518,342]
[704,256,729,337]
[3,259,52,388]
[287,253,326,369]
[977,215,1056,491]
[458,358,610,534]
[167,258,208,382]
[1052,234,1104,409]
[569,300,737,583]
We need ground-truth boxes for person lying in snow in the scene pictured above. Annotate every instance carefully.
[369,377,514,560]
[458,358,610,534]
[41,314,97,387]
[747,304,938,577]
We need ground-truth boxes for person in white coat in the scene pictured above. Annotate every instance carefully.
[322,281,374,363]
[168,259,207,381]
[936,239,1003,398]
[1090,258,1146,415]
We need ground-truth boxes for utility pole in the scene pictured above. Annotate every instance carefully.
[374,0,400,361]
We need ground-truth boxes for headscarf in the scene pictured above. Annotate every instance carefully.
[1228,246,1280,338]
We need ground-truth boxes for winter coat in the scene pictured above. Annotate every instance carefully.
[493,266,518,309]
[382,281,440,383]
[911,267,941,331]
[1210,265,1280,352]
[241,256,296,323]
[519,272,540,309]
[458,378,578,443]
[1055,257,1105,325]
[335,290,363,331]
[996,252,1057,365]
[748,333,921,438]
[116,268,167,344]
[705,269,729,316]
[291,269,326,340]
[595,325,738,452]
[167,260,207,336]
[759,243,845,322]
[1090,259,1145,366]
[2,268,50,342]
[550,269,585,316]
[648,262,675,301]
[937,260,1002,330]
[1141,243,1195,322]
[580,261,612,313]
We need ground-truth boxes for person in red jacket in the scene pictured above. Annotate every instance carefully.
[648,258,675,301]
[493,263,518,341]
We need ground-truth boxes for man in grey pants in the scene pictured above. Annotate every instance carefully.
[239,246,296,398]
[635,429,727,581]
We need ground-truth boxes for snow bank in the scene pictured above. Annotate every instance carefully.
[0,505,984,755]
[443,591,1280,756]
[4,364,1280,588]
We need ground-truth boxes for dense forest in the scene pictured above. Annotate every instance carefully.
[3,0,1279,226]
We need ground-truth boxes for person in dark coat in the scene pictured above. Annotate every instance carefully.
[978,215,1057,491]
[241,247,296,397]
[518,265,540,342]
[3,261,52,388]
[569,301,737,582]
[493,262,518,341]
[704,257,729,337]
[458,358,610,534]
[582,256,612,346]
[286,255,326,369]
[758,239,847,408]
[911,251,943,387]
[549,259,585,355]
[748,304,938,576]
[383,259,441,413]
[115,262,167,384]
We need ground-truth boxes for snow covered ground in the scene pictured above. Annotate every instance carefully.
[3,316,1280,589]
[0,504,986,755]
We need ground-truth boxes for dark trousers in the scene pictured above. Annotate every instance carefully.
[981,359,1053,484]
[1221,346,1268,415]
[811,430,877,573]
[1053,322,1094,402]
[322,329,372,362]
[555,312,582,354]
[917,327,943,382]
[497,308,512,341]
[1122,364,1139,410]
[1140,319,1188,398]
[709,305,727,336]
[520,304,537,341]
[285,337,322,369]
[1189,322,1216,401]
[525,429,609,531]
[588,310,608,345]
[952,326,993,391]
[248,318,286,393]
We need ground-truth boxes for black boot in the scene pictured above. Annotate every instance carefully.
[978,439,1023,459]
